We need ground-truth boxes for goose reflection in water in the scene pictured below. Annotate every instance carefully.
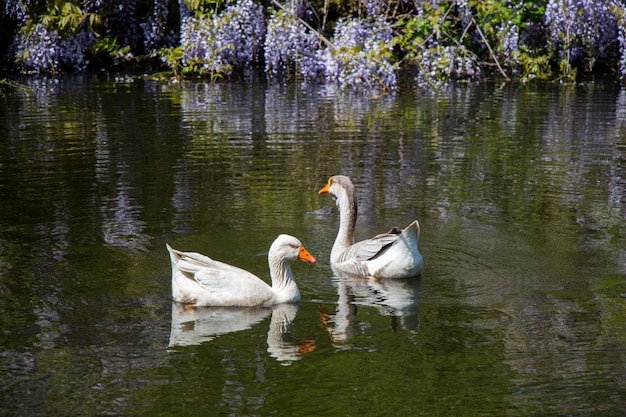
[169,302,313,363]
[322,274,422,345]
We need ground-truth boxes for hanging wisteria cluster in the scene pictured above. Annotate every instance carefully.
[142,0,169,51]
[16,24,61,73]
[15,23,96,73]
[544,0,622,74]
[264,5,321,79]
[619,23,626,79]
[500,25,520,70]
[264,7,397,90]
[408,0,481,88]
[320,17,397,90]
[4,0,28,24]
[180,0,265,76]
[415,43,481,89]
[2,0,626,87]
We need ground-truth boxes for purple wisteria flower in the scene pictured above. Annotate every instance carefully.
[264,5,322,78]
[5,0,29,24]
[544,0,622,70]
[265,4,397,90]
[181,0,265,75]
[16,23,61,73]
[320,17,397,90]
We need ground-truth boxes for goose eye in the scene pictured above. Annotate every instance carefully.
[289,243,298,249]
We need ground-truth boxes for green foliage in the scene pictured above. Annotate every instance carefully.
[182,55,233,80]
[395,2,449,62]
[93,37,133,63]
[185,0,230,15]
[159,46,184,76]
[38,0,101,33]
[516,50,551,81]
[471,0,545,30]
[471,0,552,80]
[558,58,578,82]
[395,2,482,86]
[394,0,559,83]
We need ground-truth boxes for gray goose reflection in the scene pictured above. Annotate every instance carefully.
[169,302,304,362]
[323,274,421,344]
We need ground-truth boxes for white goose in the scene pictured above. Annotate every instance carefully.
[318,175,423,279]
[166,234,316,306]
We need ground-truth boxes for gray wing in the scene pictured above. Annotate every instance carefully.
[337,232,400,263]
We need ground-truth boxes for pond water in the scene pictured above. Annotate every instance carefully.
[1,74,626,416]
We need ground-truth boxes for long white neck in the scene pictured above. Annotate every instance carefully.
[331,189,357,259]
[268,255,300,303]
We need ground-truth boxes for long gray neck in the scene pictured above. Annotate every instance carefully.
[334,189,357,251]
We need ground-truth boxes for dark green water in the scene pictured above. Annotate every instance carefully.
[1,75,625,416]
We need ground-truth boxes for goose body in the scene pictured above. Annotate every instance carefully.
[166,234,316,306]
[319,175,423,278]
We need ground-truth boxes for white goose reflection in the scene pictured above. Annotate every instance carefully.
[323,274,422,344]
[169,302,306,363]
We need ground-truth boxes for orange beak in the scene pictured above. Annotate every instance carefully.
[318,178,331,194]
[298,246,316,264]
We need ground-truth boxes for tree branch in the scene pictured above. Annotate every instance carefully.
[270,0,335,50]
[470,16,510,81]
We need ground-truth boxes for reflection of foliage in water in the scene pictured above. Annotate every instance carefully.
[1,77,626,416]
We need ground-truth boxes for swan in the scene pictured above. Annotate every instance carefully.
[318,175,423,278]
[166,234,316,306]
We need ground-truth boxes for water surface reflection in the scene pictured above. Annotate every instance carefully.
[169,302,307,363]
[1,75,625,416]
[323,275,421,346]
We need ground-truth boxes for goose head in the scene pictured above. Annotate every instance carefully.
[269,234,316,264]
[318,175,358,214]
